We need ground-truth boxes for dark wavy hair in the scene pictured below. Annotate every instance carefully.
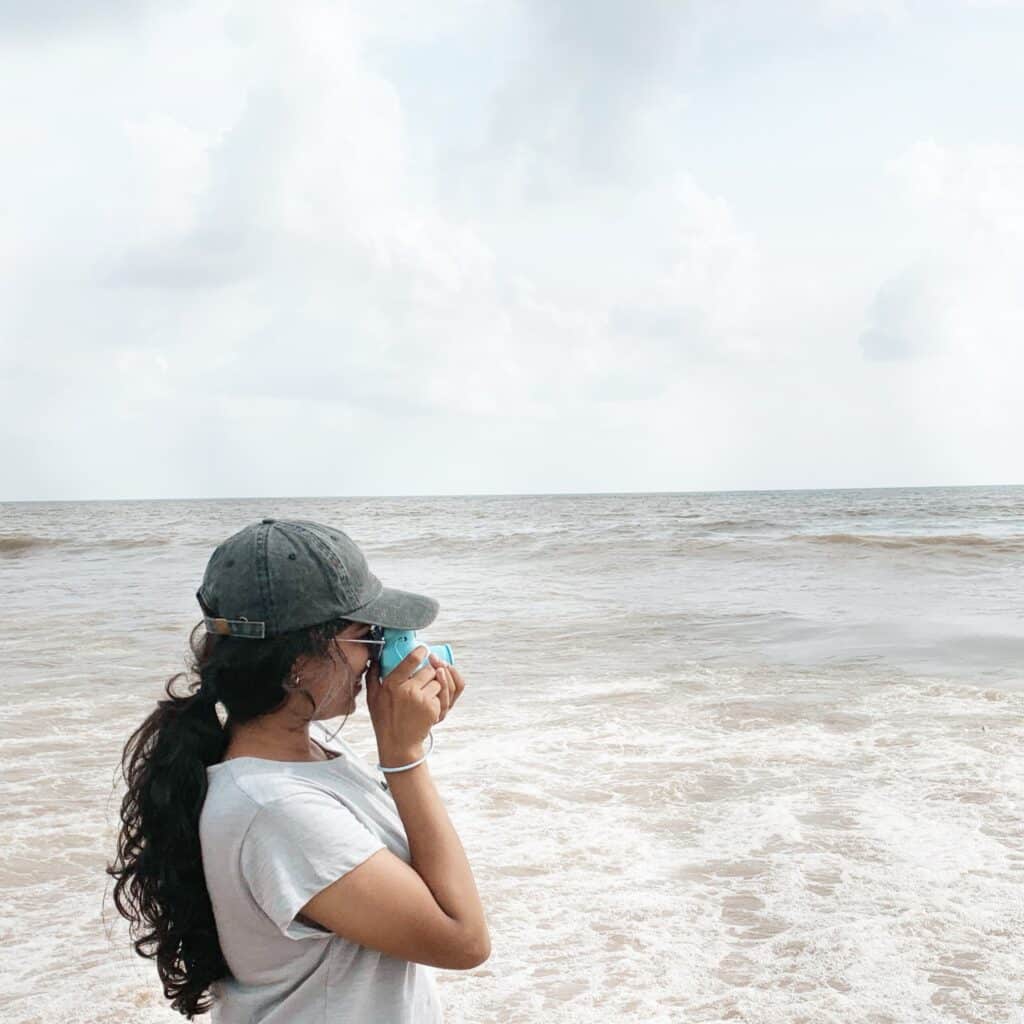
[107,615,354,1018]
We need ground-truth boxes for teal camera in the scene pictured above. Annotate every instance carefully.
[378,627,455,682]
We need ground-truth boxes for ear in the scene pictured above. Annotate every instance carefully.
[283,677,317,715]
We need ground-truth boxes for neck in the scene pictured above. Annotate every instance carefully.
[224,709,327,762]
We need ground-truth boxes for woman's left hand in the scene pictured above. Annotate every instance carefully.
[429,654,466,723]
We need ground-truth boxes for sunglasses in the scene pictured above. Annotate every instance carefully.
[334,624,386,663]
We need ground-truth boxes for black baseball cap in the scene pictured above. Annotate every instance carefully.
[196,518,439,639]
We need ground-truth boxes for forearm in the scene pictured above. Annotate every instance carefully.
[382,748,489,952]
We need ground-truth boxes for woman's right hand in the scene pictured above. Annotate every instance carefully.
[365,646,443,764]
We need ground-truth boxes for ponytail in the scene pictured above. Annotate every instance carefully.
[108,617,355,1018]
[108,668,228,1017]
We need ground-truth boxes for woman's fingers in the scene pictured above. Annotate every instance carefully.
[416,654,464,723]
[412,662,439,689]
[424,656,449,721]
[437,666,454,721]
[420,678,443,722]
[387,645,433,686]
[447,663,465,706]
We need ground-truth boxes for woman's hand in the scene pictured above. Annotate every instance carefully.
[364,647,467,762]
[365,647,441,762]
[429,653,465,723]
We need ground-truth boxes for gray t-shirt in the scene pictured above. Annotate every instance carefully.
[199,721,443,1023]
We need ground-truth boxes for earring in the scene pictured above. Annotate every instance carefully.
[287,674,302,690]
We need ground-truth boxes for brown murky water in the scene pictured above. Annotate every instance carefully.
[2,489,1023,1022]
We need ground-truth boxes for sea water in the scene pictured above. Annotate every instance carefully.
[1,487,1022,1023]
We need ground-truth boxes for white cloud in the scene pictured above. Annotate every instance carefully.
[868,140,1024,360]
[856,140,1024,479]
[483,0,694,193]
[859,267,948,361]
[1,1,1022,498]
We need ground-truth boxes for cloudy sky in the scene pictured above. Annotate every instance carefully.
[2,0,1022,500]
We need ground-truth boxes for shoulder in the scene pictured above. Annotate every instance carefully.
[237,778,384,872]
[206,759,340,813]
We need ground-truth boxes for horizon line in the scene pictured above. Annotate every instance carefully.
[2,481,1022,504]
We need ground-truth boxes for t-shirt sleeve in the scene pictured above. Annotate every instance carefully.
[239,789,387,940]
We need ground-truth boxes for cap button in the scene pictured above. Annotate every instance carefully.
[262,518,276,524]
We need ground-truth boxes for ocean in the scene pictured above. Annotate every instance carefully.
[1,487,1022,1023]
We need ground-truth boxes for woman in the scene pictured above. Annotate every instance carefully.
[108,518,490,1022]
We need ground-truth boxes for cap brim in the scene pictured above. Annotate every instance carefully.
[346,585,439,630]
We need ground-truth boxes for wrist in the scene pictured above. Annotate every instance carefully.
[376,742,425,767]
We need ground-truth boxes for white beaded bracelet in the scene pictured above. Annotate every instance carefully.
[376,730,434,775]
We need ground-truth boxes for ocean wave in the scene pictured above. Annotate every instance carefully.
[368,526,1024,563]
[690,519,779,531]
[4,522,1021,564]
[89,536,173,550]
[0,534,173,556]
[0,534,55,555]
[789,532,1024,555]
